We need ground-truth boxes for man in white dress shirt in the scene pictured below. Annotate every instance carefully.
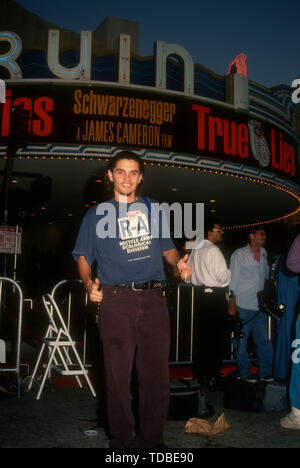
[187,218,231,390]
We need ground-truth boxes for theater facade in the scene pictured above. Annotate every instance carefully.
[0,18,300,235]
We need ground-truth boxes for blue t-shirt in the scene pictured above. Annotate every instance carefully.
[72,198,175,285]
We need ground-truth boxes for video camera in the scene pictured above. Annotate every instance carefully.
[228,314,244,340]
[257,290,286,321]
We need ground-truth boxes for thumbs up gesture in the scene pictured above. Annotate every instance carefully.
[177,254,193,281]
[87,278,103,303]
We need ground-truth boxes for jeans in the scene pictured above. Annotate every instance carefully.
[98,285,170,448]
[234,307,273,379]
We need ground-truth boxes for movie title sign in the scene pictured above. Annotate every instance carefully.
[0,84,297,181]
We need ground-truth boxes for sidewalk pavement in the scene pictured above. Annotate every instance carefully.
[1,380,300,449]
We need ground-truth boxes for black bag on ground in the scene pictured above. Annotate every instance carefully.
[262,382,288,411]
[223,378,266,412]
[168,379,213,420]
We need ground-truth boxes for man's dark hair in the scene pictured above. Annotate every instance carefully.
[104,150,145,196]
[246,225,265,243]
[106,150,145,176]
[204,216,221,238]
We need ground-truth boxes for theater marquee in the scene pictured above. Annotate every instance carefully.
[0,83,297,181]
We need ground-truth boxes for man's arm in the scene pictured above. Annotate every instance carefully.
[209,247,231,287]
[77,255,103,303]
[163,248,192,281]
[228,251,240,316]
[228,294,237,316]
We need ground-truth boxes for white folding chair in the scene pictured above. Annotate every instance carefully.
[28,294,96,400]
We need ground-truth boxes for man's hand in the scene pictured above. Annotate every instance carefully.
[87,278,103,303]
[228,296,237,316]
[177,254,193,281]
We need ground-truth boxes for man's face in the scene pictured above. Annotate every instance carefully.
[209,224,224,244]
[252,229,266,247]
[108,159,143,202]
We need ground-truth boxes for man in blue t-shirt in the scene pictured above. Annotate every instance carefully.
[73,150,192,448]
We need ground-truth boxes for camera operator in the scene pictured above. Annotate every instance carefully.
[228,226,274,383]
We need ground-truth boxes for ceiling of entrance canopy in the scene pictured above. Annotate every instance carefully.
[0,156,298,229]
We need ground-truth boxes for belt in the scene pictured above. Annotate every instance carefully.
[116,280,166,291]
[198,285,227,294]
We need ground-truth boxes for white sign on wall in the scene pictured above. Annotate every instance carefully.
[0,226,22,254]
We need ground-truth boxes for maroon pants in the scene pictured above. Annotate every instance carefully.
[98,285,170,448]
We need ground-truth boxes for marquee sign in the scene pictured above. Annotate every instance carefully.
[0,84,297,181]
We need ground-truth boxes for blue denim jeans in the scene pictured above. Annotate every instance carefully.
[234,307,274,379]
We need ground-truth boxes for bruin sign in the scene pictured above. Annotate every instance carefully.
[0,84,297,181]
[0,31,194,93]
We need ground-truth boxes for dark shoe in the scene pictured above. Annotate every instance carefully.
[260,375,275,383]
[242,374,258,384]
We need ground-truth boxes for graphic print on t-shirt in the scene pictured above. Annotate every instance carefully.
[118,210,152,256]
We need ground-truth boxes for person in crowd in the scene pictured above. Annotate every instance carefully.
[228,225,274,383]
[281,233,300,429]
[273,226,300,382]
[187,217,231,391]
[72,150,192,448]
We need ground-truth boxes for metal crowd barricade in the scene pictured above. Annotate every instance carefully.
[168,283,195,365]
[0,277,24,398]
[169,283,275,366]
[168,283,210,418]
